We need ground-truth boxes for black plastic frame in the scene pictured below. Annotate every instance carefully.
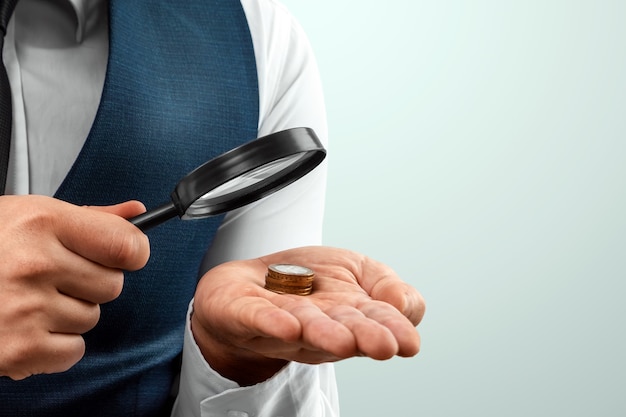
[130,127,326,231]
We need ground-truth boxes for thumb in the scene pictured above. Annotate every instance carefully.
[86,201,147,219]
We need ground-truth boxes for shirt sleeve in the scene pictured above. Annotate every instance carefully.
[171,0,337,416]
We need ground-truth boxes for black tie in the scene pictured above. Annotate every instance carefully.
[0,0,18,194]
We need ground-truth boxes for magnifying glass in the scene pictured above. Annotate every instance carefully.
[129,127,326,231]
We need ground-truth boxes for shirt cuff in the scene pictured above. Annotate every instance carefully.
[171,300,339,417]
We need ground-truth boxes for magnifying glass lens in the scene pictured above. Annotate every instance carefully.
[183,153,303,219]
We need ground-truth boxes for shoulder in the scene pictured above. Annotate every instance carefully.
[240,0,313,63]
[239,0,326,139]
[240,0,307,40]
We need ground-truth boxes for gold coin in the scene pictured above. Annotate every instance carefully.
[265,264,315,295]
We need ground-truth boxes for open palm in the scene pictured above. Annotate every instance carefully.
[191,246,425,385]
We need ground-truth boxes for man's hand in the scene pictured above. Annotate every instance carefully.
[0,196,150,380]
[191,246,425,386]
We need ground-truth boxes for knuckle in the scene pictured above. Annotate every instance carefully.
[56,339,86,373]
[82,304,102,331]
[108,231,137,266]
[0,332,44,379]
[108,230,147,270]
[100,271,125,302]
[5,248,57,284]
[404,289,426,326]
[370,274,402,304]
[0,333,87,379]
[3,293,48,327]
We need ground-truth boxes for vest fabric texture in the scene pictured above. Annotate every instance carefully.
[0,0,259,415]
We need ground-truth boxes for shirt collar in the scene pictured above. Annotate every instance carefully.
[67,0,104,43]
[67,0,86,42]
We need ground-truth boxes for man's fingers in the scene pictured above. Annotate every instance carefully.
[220,291,417,361]
[358,259,426,327]
[359,301,421,357]
[283,301,356,359]
[195,290,302,345]
[1,333,86,380]
[239,299,302,342]
[403,287,427,326]
[55,258,125,305]
[48,296,101,335]
[42,333,86,374]
[326,304,400,360]
[56,203,150,271]
[86,200,146,219]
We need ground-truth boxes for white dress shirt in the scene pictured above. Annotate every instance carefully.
[3,0,338,416]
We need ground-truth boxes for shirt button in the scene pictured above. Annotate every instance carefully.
[227,411,249,417]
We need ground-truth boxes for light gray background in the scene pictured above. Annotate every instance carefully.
[280,0,626,416]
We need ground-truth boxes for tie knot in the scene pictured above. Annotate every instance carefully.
[0,0,18,35]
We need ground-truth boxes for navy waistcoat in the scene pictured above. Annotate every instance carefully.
[0,0,259,415]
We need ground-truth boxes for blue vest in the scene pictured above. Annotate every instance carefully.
[0,1,259,416]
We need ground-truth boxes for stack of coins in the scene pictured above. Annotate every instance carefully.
[265,264,315,296]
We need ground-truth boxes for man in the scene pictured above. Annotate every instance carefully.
[0,0,425,415]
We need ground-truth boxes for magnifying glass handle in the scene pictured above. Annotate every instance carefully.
[129,202,179,232]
